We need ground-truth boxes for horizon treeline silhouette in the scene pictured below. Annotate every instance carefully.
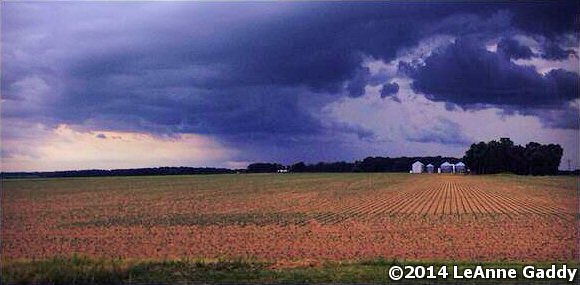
[1,138,571,178]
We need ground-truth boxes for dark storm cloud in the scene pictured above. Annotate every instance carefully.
[540,42,576,60]
[1,2,448,154]
[380,82,400,100]
[531,106,580,129]
[346,67,371,97]
[2,1,579,163]
[497,38,534,59]
[509,1,580,38]
[402,38,579,128]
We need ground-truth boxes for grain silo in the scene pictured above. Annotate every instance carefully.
[411,161,424,174]
[440,162,453,173]
[454,162,466,174]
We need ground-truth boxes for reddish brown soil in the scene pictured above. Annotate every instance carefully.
[1,174,577,262]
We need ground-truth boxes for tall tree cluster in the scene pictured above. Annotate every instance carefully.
[463,138,563,175]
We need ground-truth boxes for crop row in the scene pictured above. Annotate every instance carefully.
[315,178,570,223]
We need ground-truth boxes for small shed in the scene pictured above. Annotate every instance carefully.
[411,161,424,174]
[454,162,466,174]
[426,164,434,173]
[440,162,453,173]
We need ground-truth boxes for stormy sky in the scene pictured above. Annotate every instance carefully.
[2,2,579,171]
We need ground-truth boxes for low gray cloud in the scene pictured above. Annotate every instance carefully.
[404,118,472,146]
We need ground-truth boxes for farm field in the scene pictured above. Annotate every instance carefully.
[1,173,579,283]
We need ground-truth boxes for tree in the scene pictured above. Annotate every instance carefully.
[247,163,282,173]
[463,138,563,175]
[290,162,306,172]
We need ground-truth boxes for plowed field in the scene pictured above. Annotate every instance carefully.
[1,174,578,263]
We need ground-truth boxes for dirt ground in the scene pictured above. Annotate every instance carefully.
[2,173,578,262]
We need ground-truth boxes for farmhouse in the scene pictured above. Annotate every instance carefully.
[411,161,424,173]
[426,164,434,173]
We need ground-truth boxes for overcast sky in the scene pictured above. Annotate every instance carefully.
[2,2,579,171]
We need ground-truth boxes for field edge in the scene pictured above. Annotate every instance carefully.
[2,256,579,284]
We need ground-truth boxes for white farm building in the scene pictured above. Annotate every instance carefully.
[455,162,466,173]
[410,161,467,175]
[411,161,424,174]
[440,162,454,173]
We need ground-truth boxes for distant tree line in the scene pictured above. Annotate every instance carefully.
[248,138,566,176]
[247,156,462,174]
[246,163,285,173]
[1,138,567,178]
[463,138,563,175]
[0,167,235,179]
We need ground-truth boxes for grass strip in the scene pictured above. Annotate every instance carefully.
[2,256,578,284]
